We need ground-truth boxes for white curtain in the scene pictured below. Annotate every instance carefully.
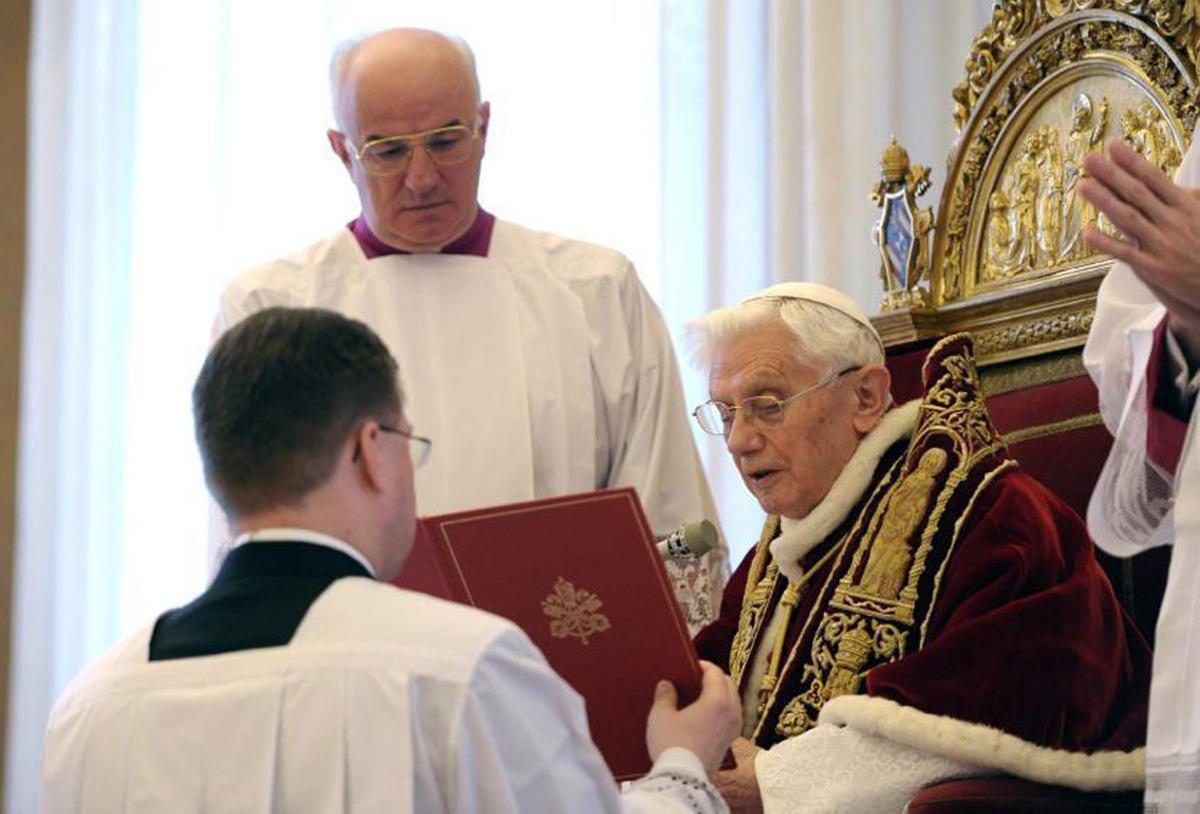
[10,0,140,805]
[12,0,995,807]
[11,1,663,809]
[660,0,995,554]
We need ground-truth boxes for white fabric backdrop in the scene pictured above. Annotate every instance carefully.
[661,0,994,553]
[11,1,992,808]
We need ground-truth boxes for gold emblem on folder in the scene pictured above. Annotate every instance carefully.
[543,577,611,645]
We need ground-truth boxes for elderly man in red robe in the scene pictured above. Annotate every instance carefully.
[688,282,1151,812]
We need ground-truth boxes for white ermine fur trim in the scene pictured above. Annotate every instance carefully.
[819,694,1144,791]
[770,400,920,583]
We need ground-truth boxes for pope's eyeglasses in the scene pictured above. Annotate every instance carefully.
[692,367,859,437]
[342,122,480,177]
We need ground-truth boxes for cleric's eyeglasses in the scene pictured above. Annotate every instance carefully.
[341,122,480,177]
[352,423,432,468]
[692,367,859,437]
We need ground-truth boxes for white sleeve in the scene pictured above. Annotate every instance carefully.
[622,748,729,814]
[1079,127,1200,555]
[754,723,982,814]
[454,628,725,814]
[596,264,729,632]
[1083,261,1165,436]
[1083,119,1200,434]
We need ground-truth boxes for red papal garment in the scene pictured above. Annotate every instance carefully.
[695,333,1151,812]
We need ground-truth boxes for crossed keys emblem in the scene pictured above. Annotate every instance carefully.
[542,576,611,645]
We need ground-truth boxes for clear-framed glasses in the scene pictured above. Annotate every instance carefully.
[343,122,479,177]
[378,424,433,468]
[692,367,859,437]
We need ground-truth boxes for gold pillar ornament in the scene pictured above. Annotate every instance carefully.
[871,138,935,312]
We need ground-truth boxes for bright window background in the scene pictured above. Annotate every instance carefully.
[117,0,662,635]
[13,3,998,809]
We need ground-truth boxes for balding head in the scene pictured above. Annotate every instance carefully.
[330,29,480,131]
[325,28,490,252]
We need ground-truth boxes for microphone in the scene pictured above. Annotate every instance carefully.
[656,519,718,558]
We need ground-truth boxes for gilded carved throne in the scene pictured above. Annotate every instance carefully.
[870,3,1196,808]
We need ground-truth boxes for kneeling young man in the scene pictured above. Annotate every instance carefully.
[41,307,740,813]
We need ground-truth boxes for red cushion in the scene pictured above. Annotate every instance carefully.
[908,778,1142,813]
[985,375,1107,519]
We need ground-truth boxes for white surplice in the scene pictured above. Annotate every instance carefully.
[1084,127,1200,812]
[41,575,726,813]
[218,220,726,629]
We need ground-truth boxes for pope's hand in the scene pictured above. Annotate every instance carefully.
[714,737,763,813]
[645,660,741,773]
[1080,139,1200,363]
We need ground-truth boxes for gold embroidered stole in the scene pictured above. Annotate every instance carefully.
[729,334,1017,744]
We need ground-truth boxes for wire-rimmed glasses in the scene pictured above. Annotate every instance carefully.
[342,122,479,176]
[692,367,859,437]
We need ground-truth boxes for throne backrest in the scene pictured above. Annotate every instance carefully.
[870,1,1199,646]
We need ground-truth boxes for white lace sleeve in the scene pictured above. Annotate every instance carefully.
[1084,263,1176,556]
[663,550,727,634]
[621,748,729,814]
[755,724,983,814]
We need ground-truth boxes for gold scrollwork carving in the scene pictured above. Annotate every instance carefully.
[974,308,1095,357]
[952,0,1037,131]
[954,2,1200,132]
[941,11,1197,303]
[1045,1,1200,71]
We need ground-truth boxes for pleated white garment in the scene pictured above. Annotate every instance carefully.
[1084,124,1200,813]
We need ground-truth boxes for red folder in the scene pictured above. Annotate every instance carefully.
[392,487,704,780]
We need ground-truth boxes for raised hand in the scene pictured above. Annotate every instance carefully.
[1079,138,1200,362]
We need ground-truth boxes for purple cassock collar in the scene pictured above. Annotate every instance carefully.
[348,208,496,259]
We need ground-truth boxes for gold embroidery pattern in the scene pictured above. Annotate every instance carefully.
[749,455,903,743]
[857,449,948,603]
[728,517,780,689]
[542,577,611,645]
[776,615,905,738]
[764,334,1009,740]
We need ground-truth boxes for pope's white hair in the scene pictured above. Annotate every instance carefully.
[328,30,481,129]
[687,297,885,379]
